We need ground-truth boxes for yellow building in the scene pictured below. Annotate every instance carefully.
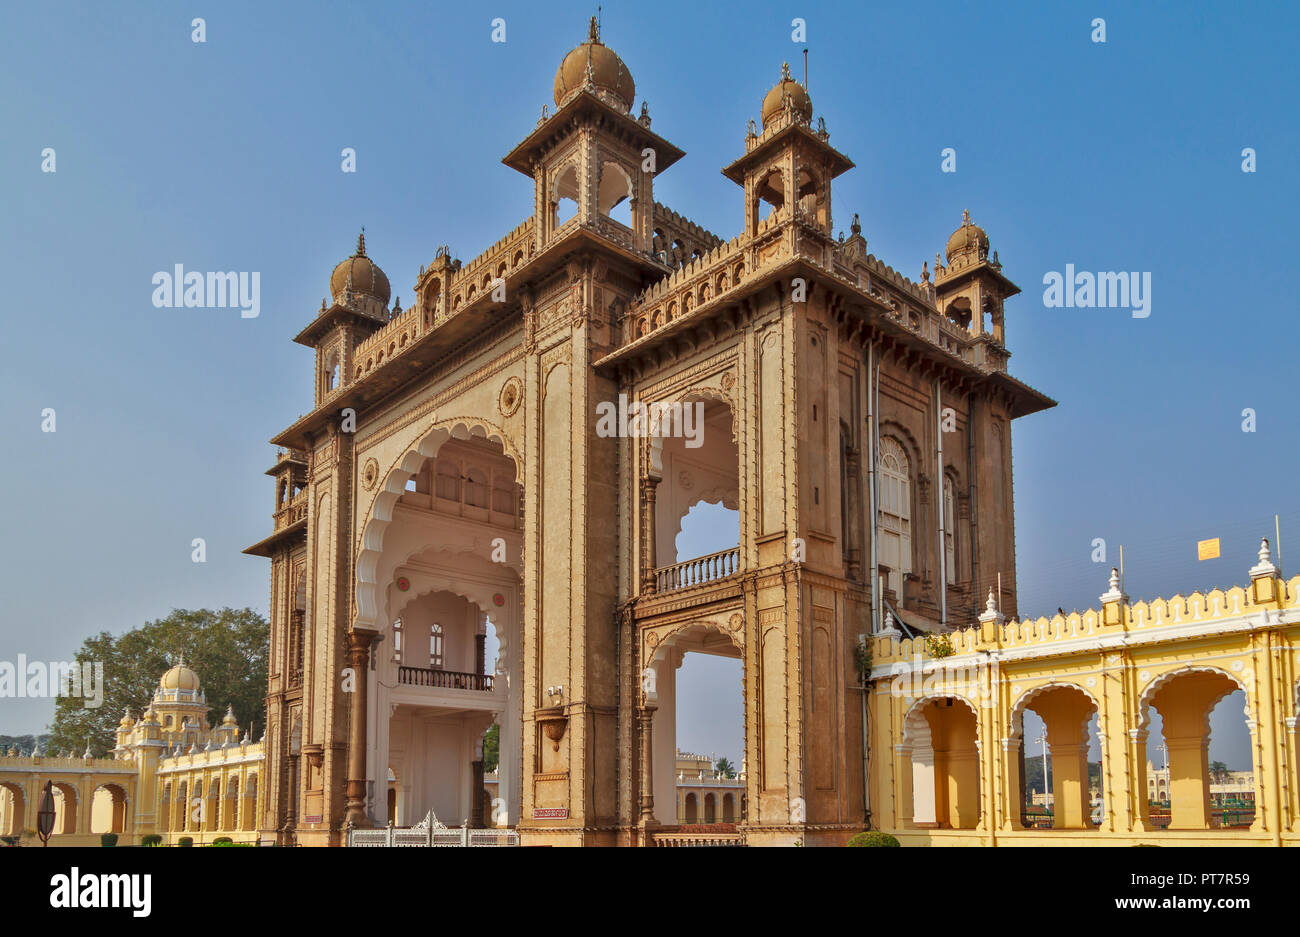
[870,542,1299,845]
[0,661,264,846]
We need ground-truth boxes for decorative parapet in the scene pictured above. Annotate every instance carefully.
[446,216,535,304]
[350,217,534,386]
[156,739,264,771]
[0,754,131,771]
[651,202,724,251]
[624,233,745,339]
[870,568,1300,673]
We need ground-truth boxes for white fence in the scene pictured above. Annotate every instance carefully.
[348,824,520,847]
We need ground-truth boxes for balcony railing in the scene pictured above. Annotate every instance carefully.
[654,547,740,593]
[397,667,494,691]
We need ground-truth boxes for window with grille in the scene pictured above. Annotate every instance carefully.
[878,437,912,598]
[429,623,444,669]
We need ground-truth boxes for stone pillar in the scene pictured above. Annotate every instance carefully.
[638,706,657,824]
[475,633,487,677]
[1049,742,1092,829]
[344,630,376,828]
[640,476,659,593]
[470,760,485,829]
[1166,733,1211,830]
[1001,737,1025,830]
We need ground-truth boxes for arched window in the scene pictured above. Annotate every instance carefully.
[429,623,444,669]
[878,437,912,599]
[323,348,341,394]
[943,476,957,585]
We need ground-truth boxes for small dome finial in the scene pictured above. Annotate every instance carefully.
[1109,567,1121,592]
[588,15,599,43]
[985,589,997,613]
[356,227,367,257]
[962,208,971,226]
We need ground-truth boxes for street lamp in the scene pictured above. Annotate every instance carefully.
[1034,731,1051,811]
[36,781,55,847]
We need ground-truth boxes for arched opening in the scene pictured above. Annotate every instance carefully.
[241,774,257,830]
[174,780,188,833]
[0,782,25,836]
[648,621,745,831]
[1012,684,1101,830]
[1140,669,1253,831]
[50,782,78,835]
[648,394,740,593]
[598,161,633,228]
[357,421,525,830]
[552,164,579,229]
[902,696,981,829]
[753,167,785,229]
[91,783,128,834]
[223,777,239,831]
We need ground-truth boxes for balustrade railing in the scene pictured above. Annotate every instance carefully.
[397,667,494,691]
[654,547,740,593]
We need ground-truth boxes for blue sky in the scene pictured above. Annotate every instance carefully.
[2,2,1294,773]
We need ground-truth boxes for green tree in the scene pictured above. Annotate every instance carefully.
[483,724,500,773]
[47,608,268,756]
[715,756,736,779]
[1210,761,1230,784]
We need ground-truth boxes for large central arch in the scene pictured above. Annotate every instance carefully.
[355,415,525,829]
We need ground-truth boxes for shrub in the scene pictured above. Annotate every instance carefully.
[100,833,118,848]
[178,836,193,847]
[141,834,162,847]
[924,633,955,659]
[212,837,233,846]
[847,831,901,848]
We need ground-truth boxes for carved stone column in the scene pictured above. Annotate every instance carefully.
[282,753,299,833]
[640,476,659,594]
[475,633,487,677]
[344,629,376,828]
[638,706,657,824]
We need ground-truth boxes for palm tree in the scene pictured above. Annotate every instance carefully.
[714,757,736,779]
[1209,761,1230,785]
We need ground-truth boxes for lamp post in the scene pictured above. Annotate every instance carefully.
[1034,731,1051,812]
[36,781,55,847]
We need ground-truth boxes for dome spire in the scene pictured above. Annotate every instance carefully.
[588,14,599,43]
[356,226,367,257]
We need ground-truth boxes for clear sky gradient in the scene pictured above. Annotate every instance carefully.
[2,2,1294,772]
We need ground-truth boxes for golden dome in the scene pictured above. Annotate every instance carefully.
[160,659,200,692]
[553,17,635,112]
[330,230,391,305]
[222,705,238,726]
[945,210,989,264]
[118,709,135,728]
[761,63,813,128]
